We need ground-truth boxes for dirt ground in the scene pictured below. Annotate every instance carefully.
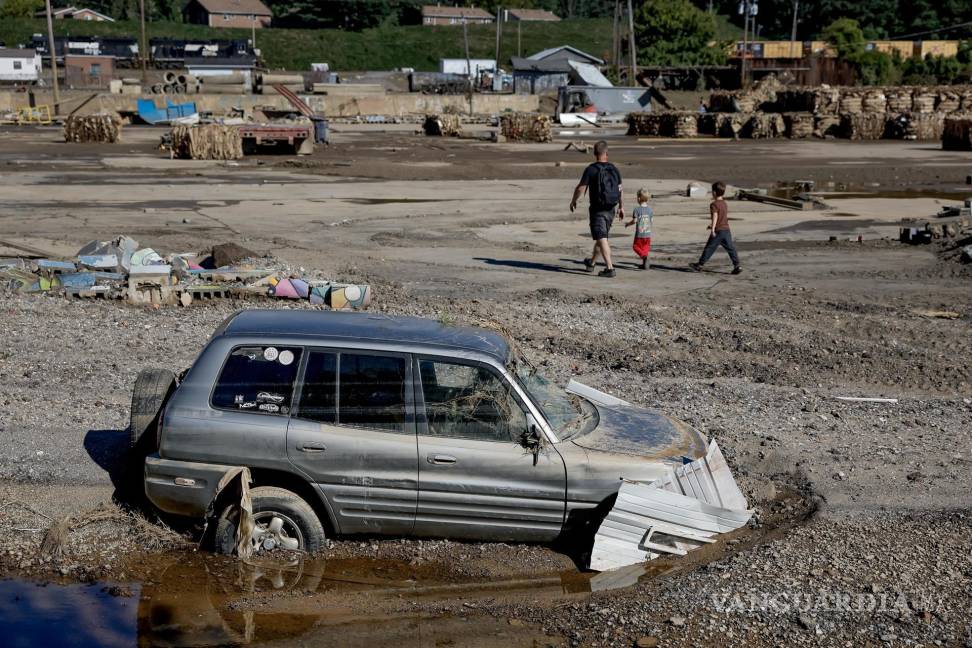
[1,124,971,647]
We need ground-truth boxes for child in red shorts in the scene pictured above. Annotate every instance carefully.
[625,188,653,270]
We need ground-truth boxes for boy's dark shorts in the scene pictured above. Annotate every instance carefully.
[589,208,615,240]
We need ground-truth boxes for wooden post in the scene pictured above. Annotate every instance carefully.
[517,20,521,57]
[252,16,257,50]
[741,6,749,88]
[44,0,60,112]
[790,0,799,46]
[626,0,636,84]
[612,1,619,80]
[139,0,147,81]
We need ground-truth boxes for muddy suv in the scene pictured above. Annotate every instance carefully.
[134,310,707,555]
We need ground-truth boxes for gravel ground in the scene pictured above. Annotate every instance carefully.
[1,237,970,646]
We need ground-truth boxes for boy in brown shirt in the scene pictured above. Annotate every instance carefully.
[690,181,742,275]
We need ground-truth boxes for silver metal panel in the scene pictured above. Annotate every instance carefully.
[144,454,236,518]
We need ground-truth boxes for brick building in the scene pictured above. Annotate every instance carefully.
[183,0,272,29]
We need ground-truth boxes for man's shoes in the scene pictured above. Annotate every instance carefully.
[731,266,743,275]
[583,257,595,272]
[689,263,703,272]
[598,268,616,278]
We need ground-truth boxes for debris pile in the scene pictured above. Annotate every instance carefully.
[0,236,371,309]
[423,114,462,137]
[633,82,972,141]
[500,112,553,143]
[63,113,122,143]
[170,124,244,160]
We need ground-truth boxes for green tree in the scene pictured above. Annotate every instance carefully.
[0,0,43,18]
[634,0,726,66]
[822,17,866,58]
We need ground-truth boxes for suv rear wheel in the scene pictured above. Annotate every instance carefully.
[215,486,325,555]
[130,367,177,451]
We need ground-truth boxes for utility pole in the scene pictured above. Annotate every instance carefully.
[252,17,257,51]
[790,0,799,46]
[462,17,473,116]
[494,7,501,67]
[612,0,620,81]
[44,0,60,112]
[139,0,147,81]
[517,20,521,57]
[626,0,636,85]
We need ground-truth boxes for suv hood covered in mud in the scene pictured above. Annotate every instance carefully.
[565,380,707,460]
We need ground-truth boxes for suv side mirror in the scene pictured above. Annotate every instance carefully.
[520,413,543,465]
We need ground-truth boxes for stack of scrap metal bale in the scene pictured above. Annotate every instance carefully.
[0,236,371,309]
[63,113,123,143]
[170,124,244,160]
[500,112,553,142]
[629,82,972,142]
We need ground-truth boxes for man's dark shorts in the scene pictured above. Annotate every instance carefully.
[589,208,615,240]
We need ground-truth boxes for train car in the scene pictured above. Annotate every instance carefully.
[30,34,254,69]
[149,38,254,69]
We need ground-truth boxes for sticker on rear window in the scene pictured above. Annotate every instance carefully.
[263,347,279,362]
[278,349,294,366]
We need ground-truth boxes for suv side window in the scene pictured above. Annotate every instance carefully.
[295,351,407,433]
[212,345,303,415]
[418,359,526,442]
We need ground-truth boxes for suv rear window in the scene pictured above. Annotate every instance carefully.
[212,346,303,415]
[296,351,407,433]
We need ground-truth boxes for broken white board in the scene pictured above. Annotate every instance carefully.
[566,379,630,407]
[589,440,753,572]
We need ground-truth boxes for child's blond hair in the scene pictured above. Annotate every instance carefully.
[636,188,651,204]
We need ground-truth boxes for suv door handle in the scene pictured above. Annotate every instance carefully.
[298,443,327,453]
[427,454,457,465]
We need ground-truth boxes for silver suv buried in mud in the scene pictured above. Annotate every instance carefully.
[134,310,739,560]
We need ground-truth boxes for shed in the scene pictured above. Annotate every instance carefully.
[511,56,612,95]
[421,5,493,25]
[504,8,560,21]
[183,0,272,29]
[64,54,114,88]
[527,45,604,66]
[0,49,41,83]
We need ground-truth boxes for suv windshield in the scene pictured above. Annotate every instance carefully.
[514,365,596,439]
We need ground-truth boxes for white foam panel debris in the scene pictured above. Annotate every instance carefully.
[590,440,753,572]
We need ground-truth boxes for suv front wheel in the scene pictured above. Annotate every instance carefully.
[215,486,326,555]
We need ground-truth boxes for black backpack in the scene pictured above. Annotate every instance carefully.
[594,163,621,207]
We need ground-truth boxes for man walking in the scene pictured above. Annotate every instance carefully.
[690,181,742,275]
[570,140,623,278]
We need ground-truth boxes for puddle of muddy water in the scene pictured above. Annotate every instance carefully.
[6,552,664,647]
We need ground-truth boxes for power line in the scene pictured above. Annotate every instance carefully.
[891,20,972,41]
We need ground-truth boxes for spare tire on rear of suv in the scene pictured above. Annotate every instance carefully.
[130,367,177,451]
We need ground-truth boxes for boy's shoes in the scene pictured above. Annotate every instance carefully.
[598,268,616,278]
[731,266,743,275]
[689,263,703,272]
[583,257,595,272]
[639,259,649,270]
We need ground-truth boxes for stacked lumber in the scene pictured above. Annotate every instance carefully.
[170,124,243,160]
[745,113,785,139]
[862,90,887,113]
[783,112,815,138]
[912,89,936,112]
[423,114,462,136]
[666,112,699,137]
[626,112,665,136]
[63,113,122,143]
[942,116,972,150]
[500,112,552,142]
[839,113,887,140]
[886,88,913,113]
